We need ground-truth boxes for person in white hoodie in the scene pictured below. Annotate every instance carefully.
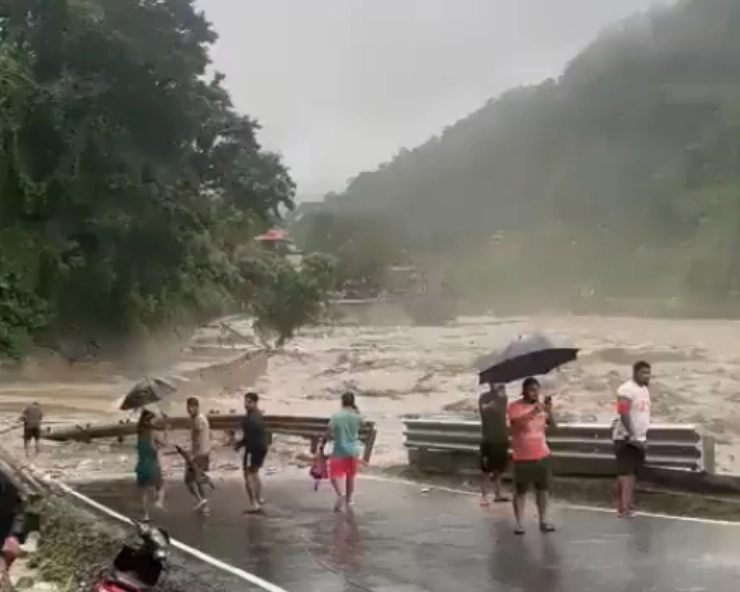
[613,360,652,518]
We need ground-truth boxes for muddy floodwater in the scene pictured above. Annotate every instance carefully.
[3,314,740,477]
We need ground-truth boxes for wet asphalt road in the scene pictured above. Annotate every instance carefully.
[77,475,740,592]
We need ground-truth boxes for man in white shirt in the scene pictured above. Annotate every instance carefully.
[612,360,651,518]
[185,397,211,513]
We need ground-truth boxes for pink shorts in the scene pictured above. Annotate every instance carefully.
[329,456,358,479]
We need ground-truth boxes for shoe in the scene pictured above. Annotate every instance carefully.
[539,522,556,533]
[514,524,525,535]
[334,496,345,512]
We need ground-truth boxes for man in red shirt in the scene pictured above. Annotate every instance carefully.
[507,377,556,534]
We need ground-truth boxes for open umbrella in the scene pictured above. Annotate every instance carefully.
[475,333,578,385]
[119,376,179,411]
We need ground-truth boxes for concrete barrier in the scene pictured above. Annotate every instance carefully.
[403,418,715,476]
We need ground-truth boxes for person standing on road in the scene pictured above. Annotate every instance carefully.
[185,397,211,513]
[235,392,269,513]
[478,383,510,506]
[507,377,556,534]
[135,409,165,521]
[20,402,43,459]
[327,392,362,512]
[613,360,651,518]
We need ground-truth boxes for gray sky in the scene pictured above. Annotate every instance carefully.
[199,0,667,199]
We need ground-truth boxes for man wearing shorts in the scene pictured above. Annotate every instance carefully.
[20,403,43,458]
[328,392,362,512]
[235,392,269,513]
[185,397,211,512]
[613,360,651,518]
[478,383,510,506]
[507,377,555,534]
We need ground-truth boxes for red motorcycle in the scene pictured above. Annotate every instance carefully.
[92,521,170,592]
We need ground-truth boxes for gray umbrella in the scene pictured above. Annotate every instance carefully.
[475,333,578,385]
[120,376,179,411]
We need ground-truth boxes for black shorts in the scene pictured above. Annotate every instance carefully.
[513,456,552,494]
[23,427,40,442]
[614,441,645,476]
[243,448,267,471]
[480,442,509,474]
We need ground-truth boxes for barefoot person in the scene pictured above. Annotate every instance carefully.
[327,392,362,512]
[613,360,651,518]
[507,377,555,534]
[20,403,43,459]
[135,410,165,521]
[185,397,211,513]
[235,392,269,513]
[479,383,510,506]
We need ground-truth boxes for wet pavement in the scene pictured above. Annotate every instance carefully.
[76,475,740,592]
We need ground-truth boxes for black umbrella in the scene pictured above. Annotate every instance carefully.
[119,376,179,411]
[475,334,578,385]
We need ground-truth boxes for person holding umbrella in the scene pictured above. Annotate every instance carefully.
[474,333,577,531]
[507,377,556,534]
[135,409,166,521]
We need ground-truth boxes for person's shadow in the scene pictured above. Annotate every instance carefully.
[488,523,564,592]
[244,514,279,583]
[329,510,363,573]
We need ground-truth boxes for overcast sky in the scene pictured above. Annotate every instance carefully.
[198,0,667,199]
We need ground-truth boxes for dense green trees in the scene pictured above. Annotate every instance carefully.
[0,0,325,358]
[322,0,740,314]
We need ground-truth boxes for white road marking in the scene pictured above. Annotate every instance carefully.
[361,474,740,526]
[56,482,291,592]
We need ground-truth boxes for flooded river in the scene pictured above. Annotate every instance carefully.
[3,314,740,476]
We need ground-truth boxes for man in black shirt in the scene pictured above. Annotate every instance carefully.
[235,392,268,512]
[478,383,510,506]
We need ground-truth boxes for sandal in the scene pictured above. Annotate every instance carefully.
[514,524,525,535]
[479,497,490,507]
[539,522,556,533]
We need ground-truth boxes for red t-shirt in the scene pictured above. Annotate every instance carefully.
[507,400,550,461]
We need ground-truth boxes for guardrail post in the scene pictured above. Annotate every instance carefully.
[701,434,716,474]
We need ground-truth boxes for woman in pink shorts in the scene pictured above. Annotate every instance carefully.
[327,392,362,511]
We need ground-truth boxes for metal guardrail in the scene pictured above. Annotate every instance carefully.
[43,414,378,463]
[403,418,716,476]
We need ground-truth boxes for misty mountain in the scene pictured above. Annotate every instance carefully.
[323,0,740,312]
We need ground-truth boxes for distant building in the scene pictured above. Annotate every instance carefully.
[254,229,303,267]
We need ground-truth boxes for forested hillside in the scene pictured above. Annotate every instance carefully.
[0,0,331,358]
[314,0,740,314]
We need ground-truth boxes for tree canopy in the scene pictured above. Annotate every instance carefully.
[319,0,740,314]
[0,0,322,358]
